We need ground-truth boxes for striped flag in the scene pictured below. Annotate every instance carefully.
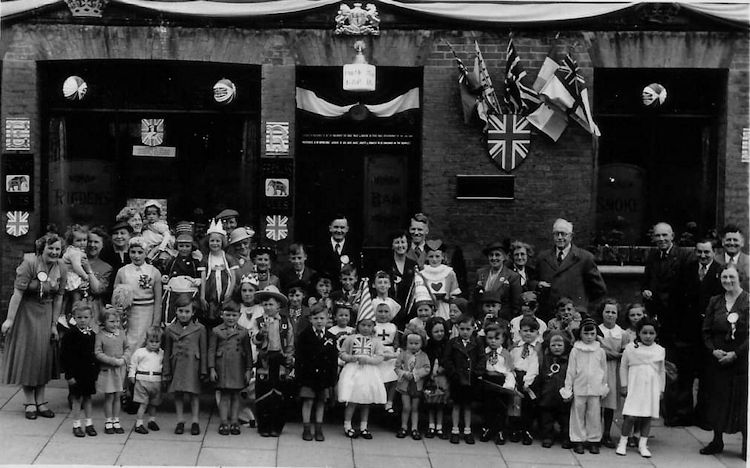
[355,278,375,322]
[445,41,483,124]
[503,38,540,115]
[474,41,502,122]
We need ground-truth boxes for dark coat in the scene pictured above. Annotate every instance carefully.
[473,265,523,319]
[163,321,208,394]
[312,238,360,283]
[536,244,607,316]
[537,353,569,408]
[510,263,539,293]
[377,255,418,329]
[641,246,691,318]
[208,324,253,390]
[675,260,724,346]
[279,266,317,294]
[442,336,486,386]
[60,327,99,393]
[294,327,339,390]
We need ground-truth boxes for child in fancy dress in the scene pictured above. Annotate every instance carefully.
[199,220,238,329]
[337,317,386,439]
[538,330,572,449]
[508,316,541,445]
[394,327,431,440]
[423,317,450,439]
[234,276,262,428]
[95,307,130,435]
[373,302,399,414]
[61,304,99,437]
[597,299,630,448]
[129,326,165,434]
[420,240,461,321]
[616,317,665,458]
[479,323,515,445]
[163,293,207,436]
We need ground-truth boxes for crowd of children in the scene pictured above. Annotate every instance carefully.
[43,211,673,459]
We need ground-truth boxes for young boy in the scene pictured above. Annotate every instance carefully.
[371,271,402,322]
[279,243,316,292]
[295,302,338,441]
[129,326,165,434]
[509,291,548,346]
[251,246,280,290]
[332,264,359,326]
[60,304,99,437]
[250,285,295,437]
[479,323,515,445]
[478,291,510,336]
[162,229,201,324]
[443,314,486,444]
[286,280,310,338]
[508,316,541,445]
[328,302,355,371]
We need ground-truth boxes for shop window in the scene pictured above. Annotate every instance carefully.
[593,68,725,263]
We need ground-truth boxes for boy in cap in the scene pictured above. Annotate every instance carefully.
[509,291,547,347]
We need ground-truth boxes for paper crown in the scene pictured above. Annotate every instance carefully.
[175,221,194,243]
[239,274,260,287]
[412,282,434,306]
[425,239,444,252]
[206,218,226,237]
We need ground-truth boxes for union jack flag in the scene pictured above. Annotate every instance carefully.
[6,211,29,237]
[487,114,531,172]
[503,38,540,115]
[474,41,502,122]
[264,215,288,242]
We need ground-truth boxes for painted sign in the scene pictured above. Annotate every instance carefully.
[5,118,31,151]
[265,122,290,155]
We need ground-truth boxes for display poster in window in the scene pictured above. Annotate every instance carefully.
[363,154,407,246]
[260,158,293,214]
[48,159,115,225]
[596,163,645,245]
[2,154,34,211]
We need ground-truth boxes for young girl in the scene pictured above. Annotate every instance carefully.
[199,219,238,329]
[373,302,399,414]
[479,323,515,445]
[538,330,572,449]
[95,307,130,435]
[337,317,386,439]
[547,297,581,334]
[562,318,609,454]
[307,271,333,311]
[163,293,207,436]
[447,298,467,339]
[394,327,431,440]
[423,317,450,439]
[60,304,99,437]
[621,303,646,447]
[419,240,461,320]
[408,282,436,331]
[234,275,261,428]
[208,301,253,436]
[616,317,665,458]
[598,298,629,448]
[63,225,91,320]
[140,200,174,263]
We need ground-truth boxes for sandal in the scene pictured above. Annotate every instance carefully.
[411,429,422,441]
[230,423,241,435]
[36,402,55,418]
[396,428,408,438]
[344,428,358,438]
[360,429,373,440]
[218,424,230,436]
[24,403,37,420]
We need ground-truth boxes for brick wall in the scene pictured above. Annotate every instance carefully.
[0,25,747,314]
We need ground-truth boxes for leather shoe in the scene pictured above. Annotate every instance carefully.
[573,443,585,454]
[174,422,185,434]
[73,426,85,438]
[450,433,460,444]
[24,404,37,420]
[522,431,533,445]
[218,424,230,436]
[509,431,522,443]
[561,439,573,449]
[480,428,492,442]
[85,425,97,436]
[134,424,148,435]
[589,443,600,454]
[230,423,241,435]
[464,433,475,445]
[542,439,553,448]
[396,428,407,439]
[36,403,54,418]
[147,421,160,431]
[699,442,724,455]
[601,435,616,449]
[494,432,506,445]
[191,423,200,436]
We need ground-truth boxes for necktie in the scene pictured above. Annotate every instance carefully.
[297,270,303,279]
[522,343,530,359]
[317,330,324,340]
[335,243,341,255]
[699,265,707,281]
[728,255,736,266]
[557,250,564,265]
[660,250,667,260]
[415,245,422,257]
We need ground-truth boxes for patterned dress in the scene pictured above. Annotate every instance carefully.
[337,334,386,404]
[116,263,161,350]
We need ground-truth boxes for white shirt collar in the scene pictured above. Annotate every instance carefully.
[331,238,345,250]
[558,244,571,258]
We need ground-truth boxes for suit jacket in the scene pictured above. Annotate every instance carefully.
[536,244,607,316]
[313,238,360,281]
[675,260,724,345]
[60,327,99,383]
[442,336,486,386]
[294,327,339,389]
[278,266,317,293]
[641,246,692,319]
[473,265,522,319]
[716,250,750,290]
[406,243,427,270]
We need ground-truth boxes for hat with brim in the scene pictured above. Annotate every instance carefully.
[255,285,288,307]
[110,220,134,234]
[482,241,508,256]
[285,279,307,294]
[250,245,276,260]
[479,290,503,304]
[229,227,253,245]
[216,209,239,220]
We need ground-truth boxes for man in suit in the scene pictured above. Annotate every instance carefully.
[473,241,522,318]
[278,243,317,293]
[716,224,749,290]
[671,238,724,426]
[313,215,359,285]
[536,218,607,318]
[406,212,429,269]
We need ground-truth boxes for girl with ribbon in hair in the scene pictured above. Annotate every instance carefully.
[198,219,238,329]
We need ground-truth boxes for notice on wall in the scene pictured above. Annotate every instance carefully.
[742,127,749,163]
[265,122,290,156]
[260,158,293,214]
[2,153,34,211]
[48,159,116,225]
[4,118,31,151]
[363,154,407,246]
[300,131,414,147]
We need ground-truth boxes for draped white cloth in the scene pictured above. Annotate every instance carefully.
[296,87,420,117]
[1,0,748,26]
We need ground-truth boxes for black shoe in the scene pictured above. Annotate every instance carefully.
[509,431,522,443]
[147,421,160,431]
[360,429,373,440]
[260,430,271,437]
[230,424,241,435]
[627,436,638,448]
[589,443,600,454]
[72,426,85,437]
[344,428,357,438]
[85,425,97,436]
[411,430,422,441]
[175,422,185,434]
[396,428,408,439]
[36,403,55,418]
[303,425,313,441]
[24,404,37,420]
[601,435,616,449]
[104,423,115,435]
[248,419,257,428]
[191,423,200,436]
[113,424,124,434]
[134,424,148,435]
[464,433,475,444]
[437,428,448,440]
[480,428,492,442]
[561,439,573,449]
[573,442,585,454]
[494,432,506,445]
[522,431,533,445]
[425,428,436,439]
[450,433,460,444]
[314,425,325,442]
[269,430,281,437]
[699,442,724,455]
[218,424,230,436]
[542,439,553,448]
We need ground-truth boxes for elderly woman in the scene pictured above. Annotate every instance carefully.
[698,265,748,459]
[472,241,522,320]
[227,226,255,281]
[509,240,539,294]
[113,237,162,350]
[1,233,67,420]
[85,226,113,318]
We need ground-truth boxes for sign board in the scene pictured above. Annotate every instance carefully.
[133,145,177,158]
[4,118,31,151]
[2,153,34,211]
[48,158,115,225]
[455,174,515,200]
[364,155,407,245]
[343,64,376,92]
[265,122,290,156]
[260,158,293,214]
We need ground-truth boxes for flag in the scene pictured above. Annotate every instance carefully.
[6,211,29,237]
[265,215,288,241]
[533,54,560,93]
[355,278,375,322]
[474,41,502,121]
[487,114,531,172]
[503,38,540,115]
[446,42,482,124]
[539,53,600,137]
[526,102,568,142]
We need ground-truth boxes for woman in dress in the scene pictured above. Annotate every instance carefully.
[113,237,162,351]
[698,265,748,459]
[1,233,67,419]
[85,226,113,320]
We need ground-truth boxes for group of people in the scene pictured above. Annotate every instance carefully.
[0,205,746,460]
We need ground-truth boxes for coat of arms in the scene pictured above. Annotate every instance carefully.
[141,119,164,147]
[334,3,380,35]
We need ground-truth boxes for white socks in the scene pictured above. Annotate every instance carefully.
[638,437,651,458]
[616,436,628,456]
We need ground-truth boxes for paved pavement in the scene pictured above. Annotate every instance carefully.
[0,380,745,468]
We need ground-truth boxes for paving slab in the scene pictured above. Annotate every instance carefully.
[352,434,427,456]
[500,442,579,464]
[430,452,507,468]
[0,435,50,464]
[116,439,201,466]
[0,410,65,437]
[277,446,353,467]
[34,439,124,465]
[423,436,502,454]
[353,454,431,468]
[196,447,277,466]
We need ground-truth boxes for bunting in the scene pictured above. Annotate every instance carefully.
[295,87,420,118]
[474,41,503,123]
[538,53,600,136]
[503,38,540,115]
[355,278,375,322]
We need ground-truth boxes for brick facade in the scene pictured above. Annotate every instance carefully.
[0,19,747,313]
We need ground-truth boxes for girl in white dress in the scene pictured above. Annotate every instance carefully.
[373,302,398,413]
[337,317,386,439]
[616,317,665,458]
[597,299,629,448]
